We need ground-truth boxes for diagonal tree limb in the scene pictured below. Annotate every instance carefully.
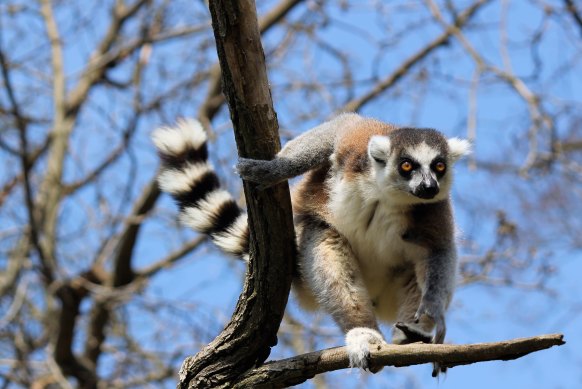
[177,1,296,387]
[342,0,491,113]
[237,334,565,388]
[0,43,53,296]
[82,179,161,370]
[135,237,206,280]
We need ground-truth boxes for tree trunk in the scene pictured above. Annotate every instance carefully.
[177,1,296,387]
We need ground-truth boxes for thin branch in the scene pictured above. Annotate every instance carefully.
[136,237,206,279]
[342,0,491,112]
[0,275,30,329]
[62,113,139,195]
[66,0,150,116]
[83,179,160,368]
[40,0,66,119]
[425,0,554,173]
[79,24,209,84]
[0,25,50,273]
[238,334,565,388]
[33,0,71,282]
[560,139,582,152]
[0,139,52,209]
[564,0,582,37]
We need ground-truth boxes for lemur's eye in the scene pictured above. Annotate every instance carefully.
[400,161,413,172]
[435,161,446,172]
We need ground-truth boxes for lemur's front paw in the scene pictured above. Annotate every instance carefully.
[235,158,280,189]
[414,302,446,344]
[345,327,386,373]
[414,302,448,377]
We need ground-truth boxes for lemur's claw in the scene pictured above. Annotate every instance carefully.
[432,363,447,377]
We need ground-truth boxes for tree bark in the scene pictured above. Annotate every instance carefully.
[177,1,296,388]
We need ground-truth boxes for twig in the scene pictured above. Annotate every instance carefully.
[136,237,206,279]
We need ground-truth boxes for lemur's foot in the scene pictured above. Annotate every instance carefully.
[393,322,448,377]
[393,322,433,344]
[345,327,386,373]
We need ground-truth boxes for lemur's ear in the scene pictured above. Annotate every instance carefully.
[447,138,471,162]
[368,136,391,164]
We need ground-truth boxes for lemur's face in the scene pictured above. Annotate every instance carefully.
[367,128,470,203]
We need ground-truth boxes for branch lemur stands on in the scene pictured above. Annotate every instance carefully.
[152,113,470,376]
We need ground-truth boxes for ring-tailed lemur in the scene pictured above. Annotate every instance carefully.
[152,113,470,376]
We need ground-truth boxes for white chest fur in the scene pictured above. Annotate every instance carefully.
[328,178,412,266]
[328,177,426,320]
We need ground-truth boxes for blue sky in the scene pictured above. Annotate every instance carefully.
[2,0,581,387]
[145,2,582,387]
[138,1,581,387]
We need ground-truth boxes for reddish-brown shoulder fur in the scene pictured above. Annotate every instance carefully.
[335,118,397,181]
[292,118,398,221]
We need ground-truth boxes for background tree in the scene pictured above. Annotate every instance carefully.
[0,0,580,388]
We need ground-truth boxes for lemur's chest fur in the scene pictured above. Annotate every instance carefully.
[327,176,427,310]
[329,178,425,258]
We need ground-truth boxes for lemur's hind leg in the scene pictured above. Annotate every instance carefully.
[297,217,386,373]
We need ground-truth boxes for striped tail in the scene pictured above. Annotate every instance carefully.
[152,118,249,259]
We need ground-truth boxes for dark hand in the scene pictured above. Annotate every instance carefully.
[414,301,446,344]
[236,158,281,189]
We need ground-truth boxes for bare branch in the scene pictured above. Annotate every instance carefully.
[343,0,491,112]
[238,334,565,388]
[62,115,138,195]
[136,237,206,279]
[0,140,51,209]
[66,0,150,116]
[83,179,160,369]
[425,0,555,173]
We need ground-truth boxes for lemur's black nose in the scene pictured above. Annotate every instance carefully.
[415,179,439,199]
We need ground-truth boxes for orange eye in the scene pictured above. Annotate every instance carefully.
[400,161,413,172]
[435,162,446,172]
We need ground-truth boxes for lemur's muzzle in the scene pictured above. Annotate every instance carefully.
[414,177,439,199]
